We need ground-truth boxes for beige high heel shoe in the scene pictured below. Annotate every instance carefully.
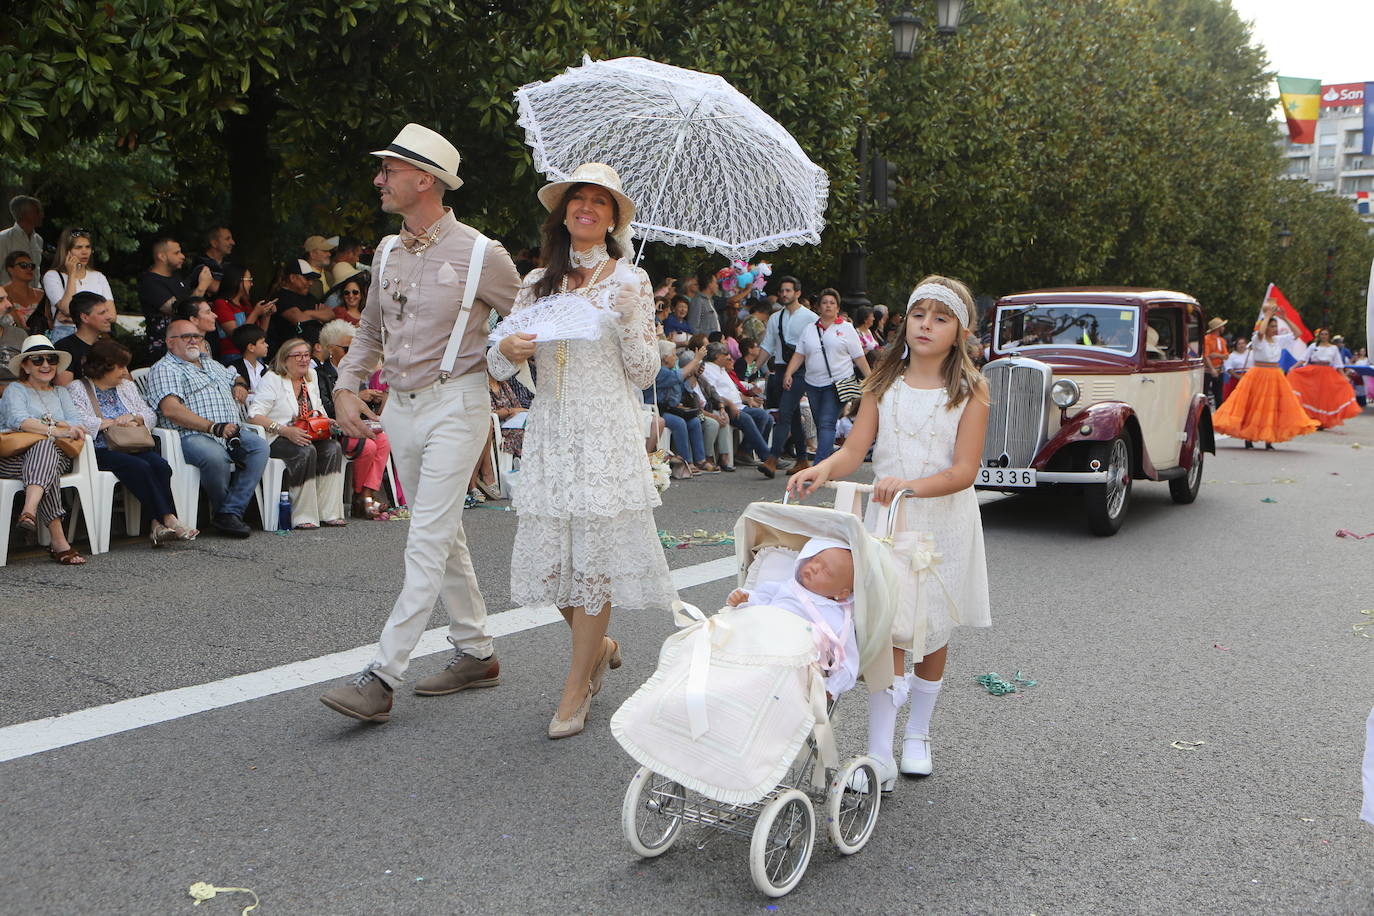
[589,638,622,696]
[548,683,592,739]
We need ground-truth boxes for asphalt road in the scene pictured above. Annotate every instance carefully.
[3,417,1373,915]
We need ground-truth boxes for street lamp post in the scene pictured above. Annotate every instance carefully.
[840,2,964,311]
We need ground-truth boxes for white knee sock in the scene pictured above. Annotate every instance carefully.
[904,675,943,739]
[867,674,911,762]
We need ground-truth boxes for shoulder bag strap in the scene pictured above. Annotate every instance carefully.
[438,234,489,381]
[816,321,837,382]
[373,234,401,348]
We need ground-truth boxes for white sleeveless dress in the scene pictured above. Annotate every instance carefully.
[487,262,674,613]
[863,380,991,651]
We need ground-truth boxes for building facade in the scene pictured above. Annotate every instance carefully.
[1281,82,1374,220]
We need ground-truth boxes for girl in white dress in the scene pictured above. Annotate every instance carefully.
[789,275,991,789]
[489,163,674,740]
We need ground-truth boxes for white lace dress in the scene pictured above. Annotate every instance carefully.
[863,380,991,652]
[487,262,674,613]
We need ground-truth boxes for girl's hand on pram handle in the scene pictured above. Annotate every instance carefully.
[726,588,750,607]
[786,463,831,499]
[873,475,916,505]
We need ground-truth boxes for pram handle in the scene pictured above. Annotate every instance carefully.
[782,482,915,538]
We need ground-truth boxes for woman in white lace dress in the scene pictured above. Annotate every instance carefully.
[489,163,674,739]
[789,276,991,788]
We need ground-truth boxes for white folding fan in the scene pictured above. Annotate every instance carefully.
[489,292,606,345]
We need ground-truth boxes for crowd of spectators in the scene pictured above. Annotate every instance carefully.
[0,191,910,563]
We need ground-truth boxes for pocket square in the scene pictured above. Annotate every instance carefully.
[437,261,460,286]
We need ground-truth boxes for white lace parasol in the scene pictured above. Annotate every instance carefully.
[515,56,829,261]
[488,292,606,346]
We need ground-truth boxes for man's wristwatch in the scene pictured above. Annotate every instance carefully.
[267,421,279,434]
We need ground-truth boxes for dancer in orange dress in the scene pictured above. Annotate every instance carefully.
[1286,327,1362,429]
[1212,302,1318,449]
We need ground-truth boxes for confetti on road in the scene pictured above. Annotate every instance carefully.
[1354,610,1374,639]
[1260,498,1277,503]
[1213,644,1230,650]
[658,529,734,549]
[1170,741,1206,751]
[188,881,260,914]
[974,671,1037,695]
[1336,529,1374,539]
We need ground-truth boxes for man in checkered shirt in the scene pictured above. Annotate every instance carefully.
[147,319,268,537]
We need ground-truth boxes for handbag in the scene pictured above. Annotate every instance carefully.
[816,323,864,404]
[0,430,81,459]
[293,410,333,441]
[84,381,154,453]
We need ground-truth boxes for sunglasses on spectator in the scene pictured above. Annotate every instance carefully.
[13,261,35,270]
[342,290,362,297]
[171,333,206,343]
[24,354,61,366]
[69,229,91,239]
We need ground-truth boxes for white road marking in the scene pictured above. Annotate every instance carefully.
[0,556,739,764]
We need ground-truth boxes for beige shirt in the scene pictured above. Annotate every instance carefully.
[336,209,520,394]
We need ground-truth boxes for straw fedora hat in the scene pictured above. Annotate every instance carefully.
[371,123,464,191]
[537,163,637,250]
[1206,317,1226,332]
[9,334,71,377]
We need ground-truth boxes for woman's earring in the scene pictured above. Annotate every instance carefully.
[901,343,910,360]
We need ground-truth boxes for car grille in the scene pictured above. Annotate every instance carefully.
[983,361,1048,467]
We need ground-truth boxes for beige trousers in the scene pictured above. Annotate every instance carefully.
[370,372,492,686]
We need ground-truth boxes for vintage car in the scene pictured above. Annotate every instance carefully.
[976,288,1215,535]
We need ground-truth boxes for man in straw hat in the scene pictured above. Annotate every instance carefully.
[1203,316,1228,407]
[320,123,521,723]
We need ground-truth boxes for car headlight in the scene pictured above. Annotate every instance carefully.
[1050,378,1080,409]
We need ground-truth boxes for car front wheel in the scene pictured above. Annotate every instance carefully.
[1083,436,1132,536]
[1169,436,1203,505]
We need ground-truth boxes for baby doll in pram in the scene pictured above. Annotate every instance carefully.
[610,500,901,897]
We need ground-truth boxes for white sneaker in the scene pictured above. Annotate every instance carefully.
[900,735,932,776]
[847,755,898,793]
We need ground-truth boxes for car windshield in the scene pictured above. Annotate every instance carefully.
[995,304,1139,356]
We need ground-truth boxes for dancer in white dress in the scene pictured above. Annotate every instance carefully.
[790,275,991,789]
[489,163,674,739]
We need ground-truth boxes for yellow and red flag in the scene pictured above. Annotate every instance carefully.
[1278,76,1321,143]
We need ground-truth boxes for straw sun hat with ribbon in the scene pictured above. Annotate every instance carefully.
[371,123,464,191]
[537,162,637,254]
[9,335,71,377]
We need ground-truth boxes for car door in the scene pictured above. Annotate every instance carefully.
[1137,305,1194,469]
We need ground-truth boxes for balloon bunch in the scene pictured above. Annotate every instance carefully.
[715,259,772,299]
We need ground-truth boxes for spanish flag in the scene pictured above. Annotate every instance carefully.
[1278,76,1321,143]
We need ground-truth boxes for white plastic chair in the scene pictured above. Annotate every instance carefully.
[1,436,105,566]
[255,456,287,531]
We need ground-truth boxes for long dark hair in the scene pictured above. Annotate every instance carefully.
[220,264,252,305]
[533,183,625,299]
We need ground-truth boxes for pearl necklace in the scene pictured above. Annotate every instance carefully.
[552,258,611,398]
[569,243,608,269]
[887,379,945,449]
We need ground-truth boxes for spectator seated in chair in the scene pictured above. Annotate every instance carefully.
[228,324,269,395]
[648,338,716,475]
[54,290,115,386]
[66,338,194,546]
[0,335,88,564]
[700,341,776,478]
[318,319,392,519]
[146,319,268,538]
[246,336,347,529]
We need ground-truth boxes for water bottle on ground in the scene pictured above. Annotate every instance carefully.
[277,492,292,531]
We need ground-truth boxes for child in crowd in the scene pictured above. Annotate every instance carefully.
[229,324,269,394]
[728,537,859,696]
[790,275,992,790]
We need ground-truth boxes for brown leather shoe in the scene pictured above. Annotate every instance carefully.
[759,456,777,479]
[320,669,393,722]
[413,650,501,696]
[787,459,812,475]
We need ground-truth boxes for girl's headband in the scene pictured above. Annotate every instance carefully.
[906,283,970,328]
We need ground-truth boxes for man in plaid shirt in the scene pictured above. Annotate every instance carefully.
[148,319,268,537]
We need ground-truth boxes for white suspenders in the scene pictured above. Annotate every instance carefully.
[373,232,489,382]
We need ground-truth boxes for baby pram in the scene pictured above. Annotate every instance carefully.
[611,486,911,897]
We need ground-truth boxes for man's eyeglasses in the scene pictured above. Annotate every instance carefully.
[13,261,35,270]
[171,334,206,343]
[378,164,422,183]
[24,354,61,366]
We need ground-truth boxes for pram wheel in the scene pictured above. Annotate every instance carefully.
[749,789,816,897]
[826,756,882,854]
[622,766,685,858]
